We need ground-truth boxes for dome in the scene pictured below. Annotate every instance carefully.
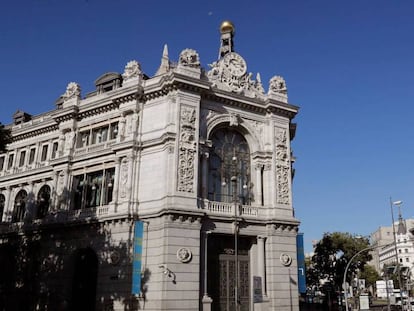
[220,20,235,34]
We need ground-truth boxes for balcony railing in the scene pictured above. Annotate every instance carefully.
[199,199,259,218]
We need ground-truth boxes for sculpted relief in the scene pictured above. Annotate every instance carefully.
[275,128,290,205]
[122,60,143,82]
[178,49,200,68]
[207,52,265,98]
[62,82,81,101]
[177,106,196,193]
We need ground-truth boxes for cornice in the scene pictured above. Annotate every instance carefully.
[12,123,59,142]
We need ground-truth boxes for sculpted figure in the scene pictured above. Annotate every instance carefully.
[269,76,287,95]
[62,82,81,100]
[122,60,142,81]
[178,49,200,68]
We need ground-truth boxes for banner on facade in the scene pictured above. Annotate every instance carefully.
[132,221,144,295]
[296,233,307,294]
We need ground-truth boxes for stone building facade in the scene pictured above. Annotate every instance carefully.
[0,21,300,310]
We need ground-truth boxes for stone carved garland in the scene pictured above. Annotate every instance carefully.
[275,128,290,205]
[178,49,200,68]
[177,106,196,192]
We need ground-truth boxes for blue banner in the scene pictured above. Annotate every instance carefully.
[132,221,144,295]
[296,233,307,294]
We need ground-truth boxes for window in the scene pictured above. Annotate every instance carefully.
[36,185,51,219]
[399,249,402,253]
[406,258,410,262]
[72,168,115,210]
[77,131,90,148]
[51,142,58,159]
[208,128,251,204]
[41,145,48,162]
[29,148,35,164]
[12,190,27,222]
[110,122,118,140]
[405,249,408,253]
[0,194,4,222]
[7,154,14,170]
[76,122,119,148]
[0,156,4,171]
[92,126,108,144]
[19,150,26,167]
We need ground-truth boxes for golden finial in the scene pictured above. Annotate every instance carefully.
[220,20,235,34]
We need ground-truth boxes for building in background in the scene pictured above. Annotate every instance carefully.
[370,216,414,294]
[0,21,300,310]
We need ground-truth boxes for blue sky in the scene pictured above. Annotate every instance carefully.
[1,0,414,253]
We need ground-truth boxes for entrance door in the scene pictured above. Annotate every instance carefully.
[208,235,251,311]
[218,253,249,311]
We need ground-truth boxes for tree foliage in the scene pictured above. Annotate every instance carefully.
[0,123,11,152]
[360,264,380,289]
[306,232,372,292]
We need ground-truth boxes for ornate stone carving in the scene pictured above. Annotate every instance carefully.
[269,76,287,95]
[177,106,196,192]
[56,171,65,196]
[178,49,200,68]
[120,158,129,198]
[64,131,75,154]
[177,247,192,263]
[62,82,81,101]
[280,253,292,266]
[275,128,290,204]
[207,52,265,97]
[276,165,290,204]
[122,60,142,81]
[229,113,240,127]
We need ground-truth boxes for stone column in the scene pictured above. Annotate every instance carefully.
[28,181,35,220]
[262,162,272,206]
[58,132,65,157]
[201,152,209,198]
[255,163,263,206]
[112,157,121,206]
[52,171,59,209]
[4,186,11,222]
[257,235,267,297]
[127,154,134,201]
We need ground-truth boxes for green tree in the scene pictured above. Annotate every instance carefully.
[360,264,380,289]
[307,232,372,293]
[0,123,11,152]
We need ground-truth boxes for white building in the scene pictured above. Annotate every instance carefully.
[371,216,414,286]
[0,21,300,310]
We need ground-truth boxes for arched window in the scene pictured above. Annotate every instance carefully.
[13,190,27,223]
[208,128,251,204]
[37,185,51,219]
[0,194,5,222]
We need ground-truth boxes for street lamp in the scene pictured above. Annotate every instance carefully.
[343,242,395,311]
[390,198,404,309]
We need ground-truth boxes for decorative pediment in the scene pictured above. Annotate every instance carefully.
[207,52,265,98]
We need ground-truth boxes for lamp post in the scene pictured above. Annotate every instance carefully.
[343,242,395,311]
[390,199,404,309]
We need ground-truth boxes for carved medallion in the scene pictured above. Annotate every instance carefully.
[280,253,292,266]
[177,247,192,263]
